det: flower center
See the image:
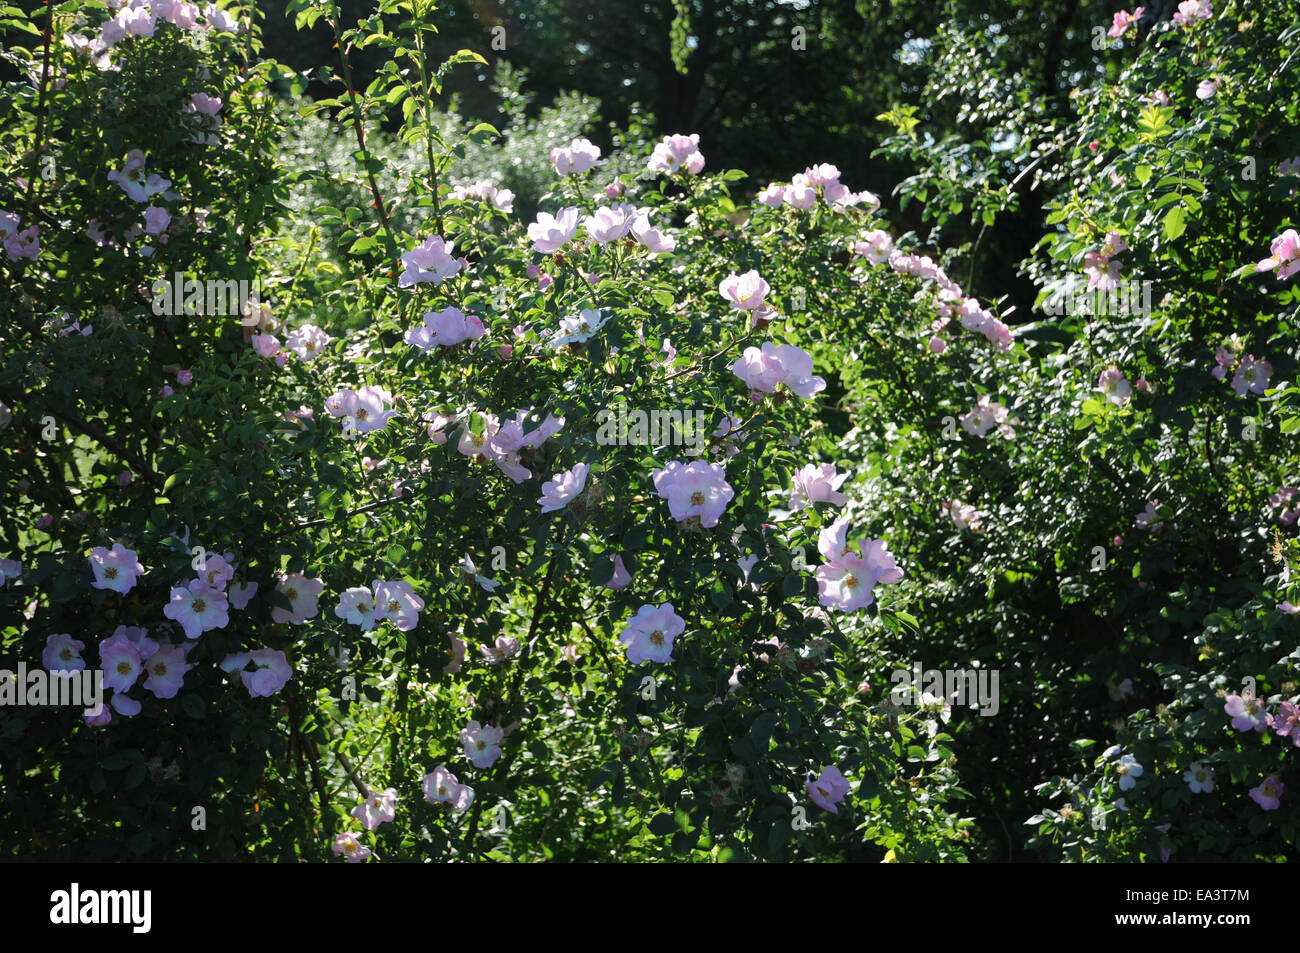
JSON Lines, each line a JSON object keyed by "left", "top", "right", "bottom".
{"left": 117, "top": 661, "right": 132, "bottom": 675}
{"left": 286, "top": 588, "right": 298, "bottom": 601}
{"left": 388, "top": 599, "right": 401, "bottom": 613}
{"left": 191, "top": 598, "right": 206, "bottom": 613}
{"left": 105, "top": 567, "right": 118, "bottom": 579}
{"left": 844, "top": 575, "right": 859, "bottom": 589}
{"left": 476, "top": 740, "right": 486, "bottom": 751}
{"left": 59, "top": 648, "right": 72, "bottom": 661}
{"left": 690, "top": 491, "right": 706, "bottom": 506}
{"left": 649, "top": 630, "right": 664, "bottom": 645}
{"left": 153, "top": 662, "right": 167, "bottom": 676}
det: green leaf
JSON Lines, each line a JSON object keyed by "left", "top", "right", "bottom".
{"left": 1162, "top": 206, "right": 1187, "bottom": 241}
{"left": 1134, "top": 164, "right": 1152, "bottom": 185}
{"left": 648, "top": 812, "right": 677, "bottom": 836}
{"left": 181, "top": 694, "right": 205, "bottom": 719}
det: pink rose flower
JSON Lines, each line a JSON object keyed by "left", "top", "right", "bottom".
{"left": 372, "top": 579, "right": 424, "bottom": 632}
{"left": 142, "top": 643, "right": 193, "bottom": 699}
{"left": 351, "top": 787, "right": 398, "bottom": 830}
{"left": 538, "top": 462, "right": 589, "bottom": 513}
{"left": 163, "top": 579, "right": 229, "bottom": 639}
{"left": 461, "top": 720, "right": 504, "bottom": 769}
{"left": 89, "top": 543, "right": 144, "bottom": 594}
{"left": 606, "top": 554, "right": 633, "bottom": 590}
{"left": 527, "top": 207, "right": 580, "bottom": 254}
{"left": 1224, "top": 692, "right": 1271, "bottom": 732}
{"left": 582, "top": 203, "right": 636, "bottom": 243}
{"left": 618, "top": 603, "right": 686, "bottom": 665}
{"left": 730, "top": 341, "right": 826, "bottom": 399}
{"left": 331, "top": 831, "right": 372, "bottom": 862}
{"left": 1256, "top": 229, "right": 1300, "bottom": 280}
{"left": 789, "top": 462, "right": 849, "bottom": 510}
{"left": 271, "top": 572, "right": 324, "bottom": 624}
{"left": 651, "top": 460, "right": 735, "bottom": 528}
{"left": 551, "top": 137, "right": 601, "bottom": 175}
{"left": 1249, "top": 776, "right": 1283, "bottom": 811}
{"left": 423, "top": 766, "right": 474, "bottom": 810}
{"left": 806, "top": 765, "right": 851, "bottom": 813}
{"left": 43, "top": 633, "right": 86, "bottom": 672}
{"left": 718, "top": 270, "right": 771, "bottom": 311}
{"left": 398, "top": 235, "right": 461, "bottom": 287}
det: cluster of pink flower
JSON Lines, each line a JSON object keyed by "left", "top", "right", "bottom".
{"left": 647, "top": 134, "right": 705, "bottom": 175}
{"left": 326, "top": 385, "right": 398, "bottom": 436}
{"left": 67, "top": 0, "right": 239, "bottom": 71}
{"left": 526, "top": 204, "right": 674, "bottom": 257}
{"left": 184, "top": 92, "right": 223, "bottom": 146}
{"left": 551, "top": 137, "right": 602, "bottom": 176}
{"left": 329, "top": 720, "right": 489, "bottom": 856}
{"left": 756, "top": 163, "right": 878, "bottom": 213}
{"left": 853, "top": 229, "right": 1012, "bottom": 353}
{"left": 219, "top": 647, "right": 292, "bottom": 698}
{"left": 399, "top": 235, "right": 463, "bottom": 287}
{"left": 456, "top": 409, "right": 565, "bottom": 483}
{"left": 405, "top": 306, "right": 485, "bottom": 351}
{"left": 941, "top": 499, "right": 985, "bottom": 533}
{"left": 814, "top": 517, "right": 903, "bottom": 612}
{"left": 333, "top": 581, "right": 425, "bottom": 631}
{"left": 960, "top": 394, "right": 1015, "bottom": 438}
{"left": 1221, "top": 690, "right": 1294, "bottom": 809}
{"left": 1084, "top": 231, "right": 1128, "bottom": 291}
{"left": 1211, "top": 340, "right": 1272, "bottom": 397}
{"left": 0, "top": 209, "right": 38, "bottom": 262}
{"left": 448, "top": 180, "right": 515, "bottom": 212}
{"left": 731, "top": 341, "right": 826, "bottom": 400}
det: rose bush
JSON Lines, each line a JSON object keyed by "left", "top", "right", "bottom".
{"left": 0, "top": 0, "right": 970, "bottom": 861}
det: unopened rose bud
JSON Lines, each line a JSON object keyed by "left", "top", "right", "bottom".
{"left": 116, "top": 470, "right": 132, "bottom": 486}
